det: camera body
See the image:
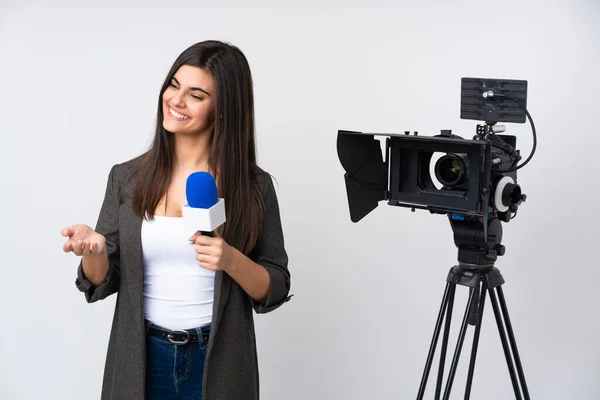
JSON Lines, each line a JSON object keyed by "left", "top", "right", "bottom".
{"left": 337, "top": 126, "right": 525, "bottom": 223}
{"left": 337, "top": 77, "right": 529, "bottom": 223}
{"left": 388, "top": 127, "right": 524, "bottom": 221}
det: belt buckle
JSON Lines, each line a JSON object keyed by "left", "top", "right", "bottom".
{"left": 167, "top": 330, "right": 190, "bottom": 345}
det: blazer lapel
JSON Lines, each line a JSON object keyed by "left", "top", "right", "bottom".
{"left": 211, "top": 270, "right": 231, "bottom": 325}
{"left": 119, "top": 174, "right": 145, "bottom": 328}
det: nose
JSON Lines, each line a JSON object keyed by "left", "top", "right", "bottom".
{"left": 170, "top": 90, "right": 185, "bottom": 108}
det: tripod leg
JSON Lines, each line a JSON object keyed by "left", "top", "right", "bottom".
{"left": 497, "top": 286, "right": 531, "bottom": 400}
{"left": 434, "top": 285, "right": 456, "bottom": 400}
{"left": 464, "top": 280, "right": 488, "bottom": 399}
{"left": 417, "top": 282, "right": 456, "bottom": 400}
{"left": 441, "top": 284, "right": 478, "bottom": 400}
{"left": 485, "top": 275, "right": 524, "bottom": 400}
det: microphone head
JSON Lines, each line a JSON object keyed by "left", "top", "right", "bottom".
{"left": 186, "top": 172, "right": 218, "bottom": 209}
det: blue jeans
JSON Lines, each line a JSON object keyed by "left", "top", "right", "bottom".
{"left": 145, "top": 321, "right": 210, "bottom": 400}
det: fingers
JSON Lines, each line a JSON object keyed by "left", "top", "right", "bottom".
{"left": 61, "top": 225, "right": 75, "bottom": 237}
{"left": 62, "top": 224, "right": 82, "bottom": 255}
{"left": 196, "top": 254, "right": 218, "bottom": 271}
{"left": 194, "top": 234, "right": 217, "bottom": 246}
{"left": 70, "top": 239, "right": 83, "bottom": 256}
{"left": 195, "top": 253, "right": 213, "bottom": 263}
{"left": 199, "top": 263, "right": 217, "bottom": 271}
{"left": 194, "top": 240, "right": 221, "bottom": 271}
{"left": 63, "top": 240, "right": 79, "bottom": 254}
{"left": 81, "top": 240, "right": 91, "bottom": 255}
{"left": 64, "top": 239, "right": 97, "bottom": 256}
{"left": 194, "top": 243, "right": 222, "bottom": 257}
{"left": 189, "top": 231, "right": 201, "bottom": 243}
{"left": 198, "top": 261, "right": 217, "bottom": 271}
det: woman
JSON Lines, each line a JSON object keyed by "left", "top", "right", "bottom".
{"left": 61, "top": 40, "right": 292, "bottom": 400}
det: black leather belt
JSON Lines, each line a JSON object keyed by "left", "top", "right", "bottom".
{"left": 146, "top": 322, "right": 211, "bottom": 345}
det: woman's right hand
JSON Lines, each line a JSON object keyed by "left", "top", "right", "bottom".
{"left": 61, "top": 224, "right": 106, "bottom": 257}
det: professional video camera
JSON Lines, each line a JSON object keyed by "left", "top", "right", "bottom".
{"left": 337, "top": 77, "right": 536, "bottom": 266}
{"left": 336, "top": 77, "right": 537, "bottom": 399}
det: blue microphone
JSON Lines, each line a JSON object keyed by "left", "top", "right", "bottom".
{"left": 182, "top": 172, "right": 226, "bottom": 237}
{"left": 186, "top": 171, "right": 219, "bottom": 209}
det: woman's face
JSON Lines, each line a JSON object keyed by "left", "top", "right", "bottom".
{"left": 162, "top": 65, "right": 216, "bottom": 136}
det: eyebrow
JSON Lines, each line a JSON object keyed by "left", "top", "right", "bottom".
{"left": 172, "top": 77, "right": 211, "bottom": 96}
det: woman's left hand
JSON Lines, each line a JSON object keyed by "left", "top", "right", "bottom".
{"left": 189, "top": 231, "right": 236, "bottom": 272}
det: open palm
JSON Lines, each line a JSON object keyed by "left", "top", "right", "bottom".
{"left": 61, "top": 224, "right": 106, "bottom": 257}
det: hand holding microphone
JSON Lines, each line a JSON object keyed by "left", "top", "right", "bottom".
{"left": 190, "top": 230, "right": 235, "bottom": 272}
{"left": 61, "top": 224, "right": 106, "bottom": 257}
{"left": 183, "top": 172, "right": 232, "bottom": 272}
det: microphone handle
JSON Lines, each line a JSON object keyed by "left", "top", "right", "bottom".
{"left": 201, "top": 231, "right": 214, "bottom": 237}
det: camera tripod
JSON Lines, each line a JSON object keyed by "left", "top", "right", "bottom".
{"left": 416, "top": 216, "right": 531, "bottom": 400}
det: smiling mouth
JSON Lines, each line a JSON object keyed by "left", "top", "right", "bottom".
{"left": 168, "top": 107, "right": 190, "bottom": 120}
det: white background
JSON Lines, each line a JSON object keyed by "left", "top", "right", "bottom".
{"left": 1, "top": 0, "right": 599, "bottom": 399}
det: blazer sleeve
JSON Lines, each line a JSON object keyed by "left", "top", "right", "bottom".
{"left": 251, "top": 174, "right": 292, "bottom": 314}
{"left": 74, "top": 165, "right": 121, "bottom": 303}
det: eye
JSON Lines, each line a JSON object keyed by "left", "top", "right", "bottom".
{"left": 168, "top": 83, "right": 178, "bottom": 88}
{"left": 191, "top": 95, "right": 203, "bottom": 100}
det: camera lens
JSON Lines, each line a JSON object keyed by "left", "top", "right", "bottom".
{"left": 434, "top": 154, "right": 469, "bottom": 187}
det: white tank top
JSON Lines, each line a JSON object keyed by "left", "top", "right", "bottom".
{"left": 141, "top": 215, "right": 215, "bottom": 330}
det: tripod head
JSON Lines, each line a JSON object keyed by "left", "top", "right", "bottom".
{"left": 449, "top": 213, "right": 504, "bottom": 269}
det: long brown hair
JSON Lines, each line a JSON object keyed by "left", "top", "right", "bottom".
{"left": 132, "top": 40, "right": 264, "bottom": 255}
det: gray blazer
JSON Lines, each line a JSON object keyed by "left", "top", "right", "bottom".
{"left": 74, "top": 156, "right": 292, "bottom": 400}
